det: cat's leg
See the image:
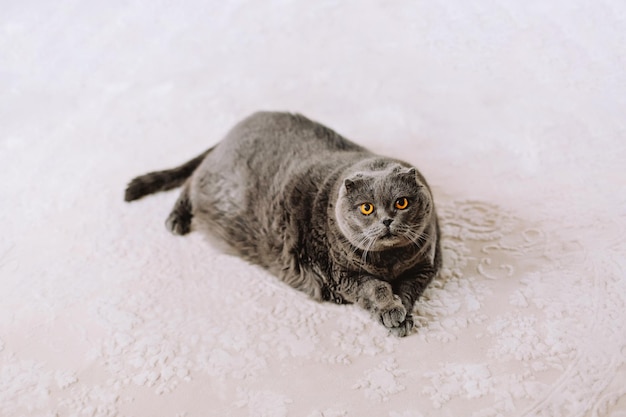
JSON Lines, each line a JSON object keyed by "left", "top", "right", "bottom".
{"left": 166, "top": 185, "right": 193, "bottom": 235}
{"left": 336, "top": 275, "right": 410, "bottom": 335}
{"left": 390, "top": 264, "right": 439, "bottom": 336}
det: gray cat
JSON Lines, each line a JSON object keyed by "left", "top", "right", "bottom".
{"left": 125, "top": 112, "right": 441, "bottom": 336}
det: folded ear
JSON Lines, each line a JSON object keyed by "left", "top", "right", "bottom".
{"left": 399, "top": 167, "right": 416, "bottom": 179}
{"left": 399, "top": 167, "right": 422, "bottom": 187}
{"left": 344, "top": 177, "right": 365, "bottom": 192}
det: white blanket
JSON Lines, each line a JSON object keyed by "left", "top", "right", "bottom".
{"left": 1, "top": 1, "right": 625, "bottom": 416}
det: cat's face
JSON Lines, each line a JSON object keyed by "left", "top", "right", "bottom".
{"left": 334, "top": 164, "right": 433, "bottom": 252}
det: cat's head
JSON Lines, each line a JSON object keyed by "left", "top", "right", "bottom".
{"left": 334, "top": 161, "right": 434, "bottom": 252}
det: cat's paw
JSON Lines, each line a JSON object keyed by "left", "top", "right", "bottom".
{"left": 166, "top": 212, "right": 191, "bottom": 235}
{"left": 377, "top": 297, "right": 407, "bottom": 328}
{"left": 389, "top": 314, "right": 414, "bottom": 337}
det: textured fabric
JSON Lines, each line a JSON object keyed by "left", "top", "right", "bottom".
{"left": 1, "top": 1, "right": 625, "bottom": 416}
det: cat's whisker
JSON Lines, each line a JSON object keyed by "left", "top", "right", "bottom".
{"left": 360, "top": 235, "right": 375, "bottom": 265}
{"left": 409, "top": 231, "right": 429, "bottom": 249}
{"left": 397, "top": 225, "right": 429, "bottom": 249}
{"left": 349, "top": 235, "right": 369, "bottom": 259}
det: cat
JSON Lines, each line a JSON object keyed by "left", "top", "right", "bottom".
{"left": 125, "top": 111, "right": 441, "bottom": 336}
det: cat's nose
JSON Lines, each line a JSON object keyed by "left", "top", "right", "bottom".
{"left": 382, "top": 218, "right": 393, "bottom": 227}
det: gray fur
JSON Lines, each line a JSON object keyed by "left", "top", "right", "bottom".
{"left": 125, "top": 111, "right": 441, "bottom": 336}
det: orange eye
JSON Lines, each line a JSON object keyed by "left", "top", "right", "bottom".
{"left": 360, "top": 203, "right": 374, "bottom": 215}
{"left": 395, "top": 197, "right": 409, "bottom": 210}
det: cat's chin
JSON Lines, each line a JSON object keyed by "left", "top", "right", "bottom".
{"left": 354, "top": 234, "right": 410, "bottom": 251}
{"left": 376, "top": 236, "right": 408, "bottom": 249}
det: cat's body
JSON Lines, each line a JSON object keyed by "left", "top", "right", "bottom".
{"left": 125, "top": 112, "right": 441, "bottom": 336}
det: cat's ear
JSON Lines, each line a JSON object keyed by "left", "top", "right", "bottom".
{"left": 400, "top": 167, "right": 422, "bottom": 187}
{"left": 344, "top": 178, "right": 356, "bottom": 192}
{"left": 400, "top": 167, "right": 417, "bottom": 180}
{"left": 344, "top": 177, "right": 363, "bottom": 192}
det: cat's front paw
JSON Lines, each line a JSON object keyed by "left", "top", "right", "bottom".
{"left": 389, "top": 314, "right": 414, "bottom": 337}
{"left": 377, "top": 297, "right": 407, "bottom": 328}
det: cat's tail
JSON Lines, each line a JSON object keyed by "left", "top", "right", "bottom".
{"left": 124, "top": 147, "right": 213, "bottom": 202}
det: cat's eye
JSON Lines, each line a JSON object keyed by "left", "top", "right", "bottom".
{"left": 360, "top": 203, "right": 374, "bottom": 215}
{"left": 395, "top": 197, "right": 409, "bottom": 210}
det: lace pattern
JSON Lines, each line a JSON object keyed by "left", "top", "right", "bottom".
{"left": 2, "top": 198, "right": 624, "bottom": 416}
